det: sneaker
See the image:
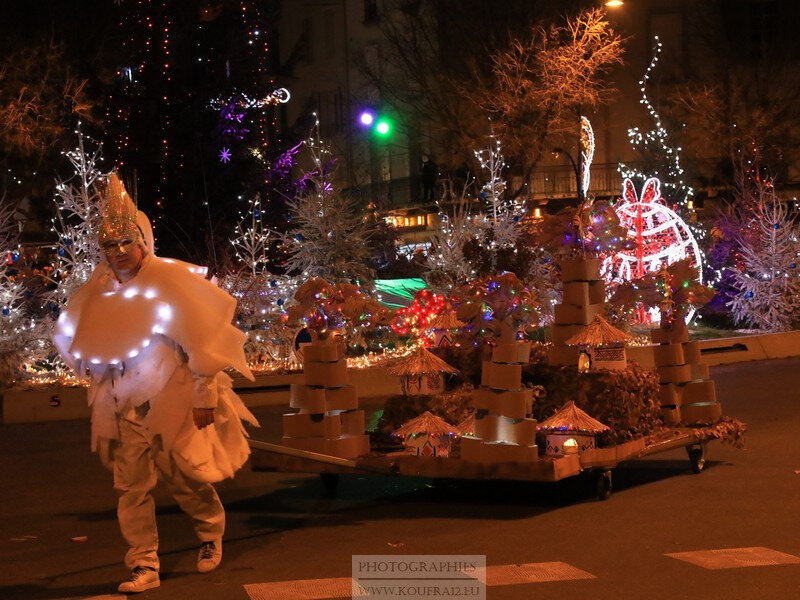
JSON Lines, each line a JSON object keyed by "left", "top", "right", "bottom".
{"left": 197, "top": 540, "right": 222, "bottom": 573}
{"left": 118, "top": 566, "right": 160, "bottom": 593}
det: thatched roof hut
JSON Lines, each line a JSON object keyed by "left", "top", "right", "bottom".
{"left": 389, "top": 346, "right": 459, "bottom": 377}
{"left": 537, "top": 401, "right": 610, "bottom": 433}
{"left": 428, "top": 311, "right": 462, "bottom": 330}
{"left": 393, "top": 411, "right": 459, "bottom": 439}
{"left": 455, "top": 413, "right": 475, "bottom": 436}
{"left": 565, "top": 315, "right": 631, "bottom": 347}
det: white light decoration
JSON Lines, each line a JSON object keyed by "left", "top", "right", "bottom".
{"left": 604, "top": 177, "right": 703, "bottom": 322}
{"left": 474, "top": 128, "right": 521, "bottom": 248}
{"left": 618, "top": 36, "right": 704, "bottom": 243}
{"left": 580, "top": 116, "right": 595, "bottom": 198}
{"left": 262, "top": 87, "right": 291, "bottom": 105}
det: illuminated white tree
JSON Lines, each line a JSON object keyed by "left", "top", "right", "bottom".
{"left": 426, "top": 196, "right": 483, "bottom": 293}
{"left": 223, "top": 193, "right": 298, "bottom": 367}
{"left": 728, "top": 181, "right": 800, "bottom": 332}
{"left": 230, "top": 194, "right": 270, "bottom": 278}
{"left": 0, "top": 197, "right": 27, "bottom": 386}
{"left": 283, "top": 116, "right": 375, "bottom": 284}
{"left": 48, "top": 127, "right": 104, "bottom": 309}
{"left": 474, "top": 130, "right": 519, "bottom": 248}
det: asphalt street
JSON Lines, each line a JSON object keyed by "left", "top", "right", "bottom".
{"left": 1, "top": 358, "right": 799, "bottom": 600}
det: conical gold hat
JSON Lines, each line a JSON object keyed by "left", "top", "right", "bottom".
{"left": 99, "top": 173, "right": 140, "bottom": 243}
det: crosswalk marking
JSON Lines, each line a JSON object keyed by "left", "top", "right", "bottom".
{"left": 243, "top": 561, "right": 596, "bottom": 599}
{"left": 244, "top": 576, "right": 353, "bottom": 600}
{"left": 665, "top": 546, "right": 800, "bottom": 570}
{"left": 474, "top": 562, "right": 596, "bottom": 585}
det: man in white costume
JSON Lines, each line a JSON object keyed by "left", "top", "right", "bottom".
{"left": 54, "top": 174, "right": 259, "bottom": 593}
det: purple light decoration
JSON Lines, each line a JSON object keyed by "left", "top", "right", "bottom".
{"left": 359, "top": 111, "right": 375, "bottom": 126}
{"left": 219, "top": 148, "right": 232, "bottom": 163}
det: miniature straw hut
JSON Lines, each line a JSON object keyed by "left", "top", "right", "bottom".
{"left": 392, "top": 411, "right": 459, "bottom": 457}
{"left": 389, "top": 346, "right": 459, "bottom": 395}
{"left": 565, "top": 315, "right": 632, "bottom": 371}
{"left": 537, "top": 401, "right": 610, "bottom": 455}
{"left": 455, "top": 413, "right": 475, "bottom": 437}
{"left": 428, "top": 311, "right": 461, "bottom": 348}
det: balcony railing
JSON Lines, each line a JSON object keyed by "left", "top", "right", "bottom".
{"left": 526, "top": 162, "right": 626, "bottom": 200}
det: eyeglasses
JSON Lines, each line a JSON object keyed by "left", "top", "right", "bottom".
{"left": 101, "top": 239, "right": 136, "bottom": 256}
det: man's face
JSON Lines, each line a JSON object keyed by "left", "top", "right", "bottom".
{"left": 101, "top": 237, "right": 144, "bottom": 280}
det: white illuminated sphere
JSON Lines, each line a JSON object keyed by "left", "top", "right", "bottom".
{"left": 603, "top": 178, "right": 703, "bottom": 323}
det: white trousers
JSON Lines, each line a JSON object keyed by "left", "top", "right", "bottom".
{"left": 112, "top": 405, "right": 225, "bottom": 570}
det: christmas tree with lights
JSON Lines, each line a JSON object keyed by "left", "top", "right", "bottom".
{"left": 48, "top": 128, "right": 104, "bottom": 312}
{"left": 283, "top": 117, "right": 376, "bottom": 285}
{"left": 222, "top": 193, "right": 297, "bottom": 367}
{"left": 0, "top": 197, "right": 26, "bottom": 386}
{"left": 727, "top": 180, "right": 800, "bottom": 331}
{"left": 426, "top": 196, "right": 482, "bottom": 293}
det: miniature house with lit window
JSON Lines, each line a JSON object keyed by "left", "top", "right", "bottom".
{"left": 565, "top": 315, "right": 631, "bottom": 371}
{"left": 537, "top": 401, "right": 610, "bottom": 456}
{"left": 392, "top": 411, "right": 459, "bottom": 457}
{"left": 389, "top": 346, "right": 458, "bottom": 395}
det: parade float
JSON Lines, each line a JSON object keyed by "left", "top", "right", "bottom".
{"left": 250, "top": 267, "right": 746, "bottom": 500}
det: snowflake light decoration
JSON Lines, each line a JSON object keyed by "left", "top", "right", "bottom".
{"left": 219, "top": 147, "right": 232, "bottom": 163}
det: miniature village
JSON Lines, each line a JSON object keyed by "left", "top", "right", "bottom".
{"left": 273, "top": 253, "right": 746, "bottom": 490}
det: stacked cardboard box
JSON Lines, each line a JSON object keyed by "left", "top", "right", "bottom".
{"left": 651, "top": 324, "right": 722, "bottom": 425}
{"left": 281, "top": 340, "right": 370, "bottom": 458}
{"left": 461, "top": 342, "right": 538, "bottom": 463}
{"left": 549, "top": 258, "right": 606, "bottom": 366}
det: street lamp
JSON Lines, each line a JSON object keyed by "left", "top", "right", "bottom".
{"left": 605, "top": 0, "right": 624, "bottom": 7}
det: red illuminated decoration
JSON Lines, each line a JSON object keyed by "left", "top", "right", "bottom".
{"left": 605, "top": 178, "right": 703, "bottom": 323}
{"left": 391, "top": 289, "right": 447, "bottom": 342}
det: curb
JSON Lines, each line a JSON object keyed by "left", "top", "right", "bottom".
{"left": 1, "top": 366, "right": 402, "bottom": 425}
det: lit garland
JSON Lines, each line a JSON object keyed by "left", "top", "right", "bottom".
{"left": 618, "top": 36, "right": 704, "bottom": 243}
{"left": 246, "top": 343, "right": 417, "bottom": 375}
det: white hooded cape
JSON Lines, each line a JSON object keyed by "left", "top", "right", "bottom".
{"left": 54, "top": 226, "right": 259, "bottom": 483}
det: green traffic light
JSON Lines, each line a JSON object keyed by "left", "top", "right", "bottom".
{"left": 375, "top": 119, "right": 391, "bottom": 136}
